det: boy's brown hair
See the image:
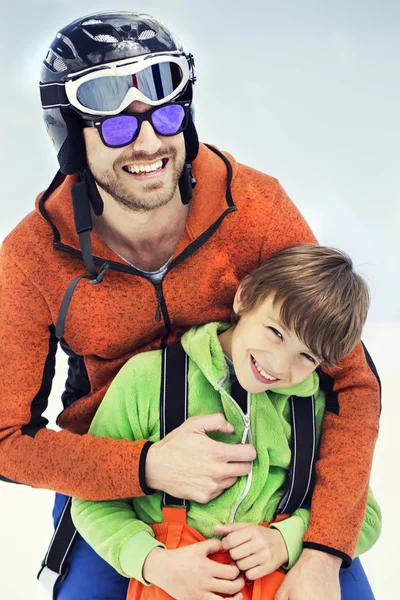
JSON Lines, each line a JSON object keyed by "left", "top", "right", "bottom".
{"left": 234, "top": 244, "right": 370, "bottom": 367}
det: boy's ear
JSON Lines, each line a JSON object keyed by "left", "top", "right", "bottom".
{"left": 233, "top": 284, "right": 244, "bottom": 315}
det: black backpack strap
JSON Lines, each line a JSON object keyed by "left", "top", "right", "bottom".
{"left": 276, "top": 395, "right": 316, "bottom": 515}
{"left": 37, "top": 496, "right": 77, "bottom": 598}
{"left": 160, "top": 342, "right": 190, "bottom": 508}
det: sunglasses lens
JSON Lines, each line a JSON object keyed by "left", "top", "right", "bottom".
{"left": 152, "top": 104, "right": 185, "bottom": 135}
{"left": 101, "top": 115, "right": 138, "bottom": 146}
{"left": 76, "top": 62, "right": 184, "bottom": 112}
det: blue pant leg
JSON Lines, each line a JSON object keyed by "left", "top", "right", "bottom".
{"left": 340, "top": 557, "right": 375, "bottom": 600}
{"left": 53, "top": 494, "right": 129, "bottom": 600}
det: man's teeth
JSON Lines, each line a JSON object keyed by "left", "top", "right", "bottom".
{"left": 125, "top": 160, "right": 163, "bottom": 174}
{"left": 252, "top": 358, "right": 277, "bottom": 381}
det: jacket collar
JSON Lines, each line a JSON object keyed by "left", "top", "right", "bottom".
{"left": 35, "top": 144, "right": 238, "bottom": 265}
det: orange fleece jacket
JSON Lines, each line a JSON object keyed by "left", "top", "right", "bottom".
{"left": 0, "top": 144, "right": 380, "bottom": 562}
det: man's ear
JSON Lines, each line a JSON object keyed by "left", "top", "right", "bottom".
{"left": 233, "top": 283, "right": 244, "bottom": 316}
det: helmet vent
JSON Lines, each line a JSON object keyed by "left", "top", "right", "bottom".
{"left": 81, "top": 19, "right": 103, "bottom": 25}
{"left": 93, "top": 34, "right": 119, "bottom": 43}
{"left": 52, "top": 57, "right": 67, "bottom": 72}
{"left": 138, "top": 29, "right": 156, "bottom": 40}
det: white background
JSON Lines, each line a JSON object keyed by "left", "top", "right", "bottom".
{"left": 1, "top": 1, "right": 399, "bottom": 598}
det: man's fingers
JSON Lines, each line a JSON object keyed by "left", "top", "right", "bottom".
{"left": 274, "top": 586, "right": 289, "bottom": 600}
{"left": 216, "top": 441, "right": 256, "bottom": 463}
{"left": 222, "top": 461, "right": 253, "bottom": 478}
{"left": 187, "top": 413, "right": 235, "bottom": 435}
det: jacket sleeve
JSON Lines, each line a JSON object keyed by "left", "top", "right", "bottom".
{"left": 261, "top": 183, "right": 381, "bottom": 564}
{"left": 270, "top": 509, "right": 310, "bottom": 569}
{"left": 0, "top": 243, "right": 147, "bottom": 500}
{"left": 302, "top": 345, "right": 380, "bottom": 564}
{"left": 270, "top": 485, "right": 381, "bottom": 571}
{"left": 71, "top": 497, "right": 164, "bottom": 584}
{"left": 71, "top": 356, "right": 164, "bottom": 584}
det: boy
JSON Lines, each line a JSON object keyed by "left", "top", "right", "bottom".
{"left": 71, "top": 244, "right": 381, "bottom": 600}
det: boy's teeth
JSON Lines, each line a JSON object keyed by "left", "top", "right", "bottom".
{"left": 126, "top": 160, "right": 163, "bottom": 174}
{"left": 253, "top": 358, "right": 277, "bottom": 381}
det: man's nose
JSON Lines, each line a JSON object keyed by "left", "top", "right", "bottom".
{"left": 132, "top": 120, "right": 162, "bottom": 154}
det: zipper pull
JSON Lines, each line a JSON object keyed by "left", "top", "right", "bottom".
{"left": 155, "top": 286, "right": 162, "bottom": 322}
{"left": 241, "top": 414, "right": 250, "bottom": 444}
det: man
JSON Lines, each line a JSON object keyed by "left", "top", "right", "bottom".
{"left": 0, "top": 11, "right": 380, "bottom": 600}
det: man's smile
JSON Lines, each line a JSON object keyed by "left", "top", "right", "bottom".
{"left": 122, "top": 158, "right": 169, "bottom": 178}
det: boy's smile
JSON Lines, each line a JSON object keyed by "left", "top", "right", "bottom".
{"left": 250, "top": 355, "right": 281, "bottom": 384}
{"left": 219, "top": 295, "right": 321, "bottom": 393}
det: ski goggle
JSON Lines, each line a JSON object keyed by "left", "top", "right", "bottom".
{"left": 40, "top": 52, "right": 195, "bottom": 116}
{"left": 81, "top": 102, "right": 190, "bottom": 147}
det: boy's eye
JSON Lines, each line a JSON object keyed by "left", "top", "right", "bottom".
{"left": 268, "top": 327, "right": 283, "bottom": 340}
{"left": 302, "top": 353, "right": 316, "bottom": 364}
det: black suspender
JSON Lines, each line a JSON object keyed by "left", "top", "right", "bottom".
{"left": 37, "top": 496, "right": 76, "bottom": 598}
{"left": 276, "top": 395, "right": 316, "bottom": 515}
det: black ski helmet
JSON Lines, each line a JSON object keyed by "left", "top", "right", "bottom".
{"left": 40, "top": 11, "right": 199, "bottom": 175}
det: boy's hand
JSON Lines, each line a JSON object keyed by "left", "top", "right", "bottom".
{"left": 143, "top": 540, "right": 245, "bottom": 600}
{"left": 214, "top": 522, "right": 288, "bottom": 579}
{"left": 274, "top": 549, "right": 341, "bottom": 599}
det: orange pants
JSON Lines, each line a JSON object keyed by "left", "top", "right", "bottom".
{"left": 127, "top": 508, "right": 287, "bottom": 600}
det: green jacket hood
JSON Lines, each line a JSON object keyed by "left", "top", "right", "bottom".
{"left": 180, "top": 321, "right": 320, "bottom": 399}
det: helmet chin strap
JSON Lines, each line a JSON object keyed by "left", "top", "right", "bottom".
{"left": 71, "top": 168, "right": 100, "bottom": 279}
{"left": 179, "top": 162, "right": 196, "bottom": 205}
{"left": 73, "top": 160, "right": 196, "bottom": 277}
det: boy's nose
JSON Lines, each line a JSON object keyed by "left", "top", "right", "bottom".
{"left": 268, "top": 356, "right": 292, "bottom": 381}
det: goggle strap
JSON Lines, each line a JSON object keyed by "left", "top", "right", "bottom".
{"left": 40, "top": 83, "right": 69, "bottom": 109}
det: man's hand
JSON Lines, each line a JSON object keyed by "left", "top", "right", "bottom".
{"left": 145, "top": 414, "right": 256, "bottom": 503}
{"left": 214, "top": 522, "right": 288, "bottom": 579}
{"left": 274, "top": 549, "right": 341, "bottom": 600}
{"left": 143, "top": 541, "right": 245, "bottom": 600}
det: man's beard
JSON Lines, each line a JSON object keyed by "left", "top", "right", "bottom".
{"left": 89, "top": 146, "right": 186, "bottom": 212}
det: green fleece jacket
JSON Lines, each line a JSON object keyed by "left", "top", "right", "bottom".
{"left": 71, "top": 322, "right": 381, "bottom": 584}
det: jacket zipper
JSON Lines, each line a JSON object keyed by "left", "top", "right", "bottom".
{"left": 155, "top": 286, "right": 163, "bottom": 322}
{"left": 230, "top": 396, "right": 253, "bottom": 522}
{"left": 216, "top": 366, "right": 254, "bottom": 522}
{"left": 241, "top": 413, "right": 250, "bottom": 444}
{"left": 154, "top": 283, "right": 170, "bottom": 330}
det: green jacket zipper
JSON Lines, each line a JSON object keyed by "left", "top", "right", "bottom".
{"left": 216, "top": 365, "right": 254, "bottom": 523}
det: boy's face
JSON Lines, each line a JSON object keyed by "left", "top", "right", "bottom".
{"left": 229, "top": 294, "right": 321, "bottom": 393}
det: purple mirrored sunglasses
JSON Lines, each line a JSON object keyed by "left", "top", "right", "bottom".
{"left": 81, "top": 102, "right": 190, "bottom": 148}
